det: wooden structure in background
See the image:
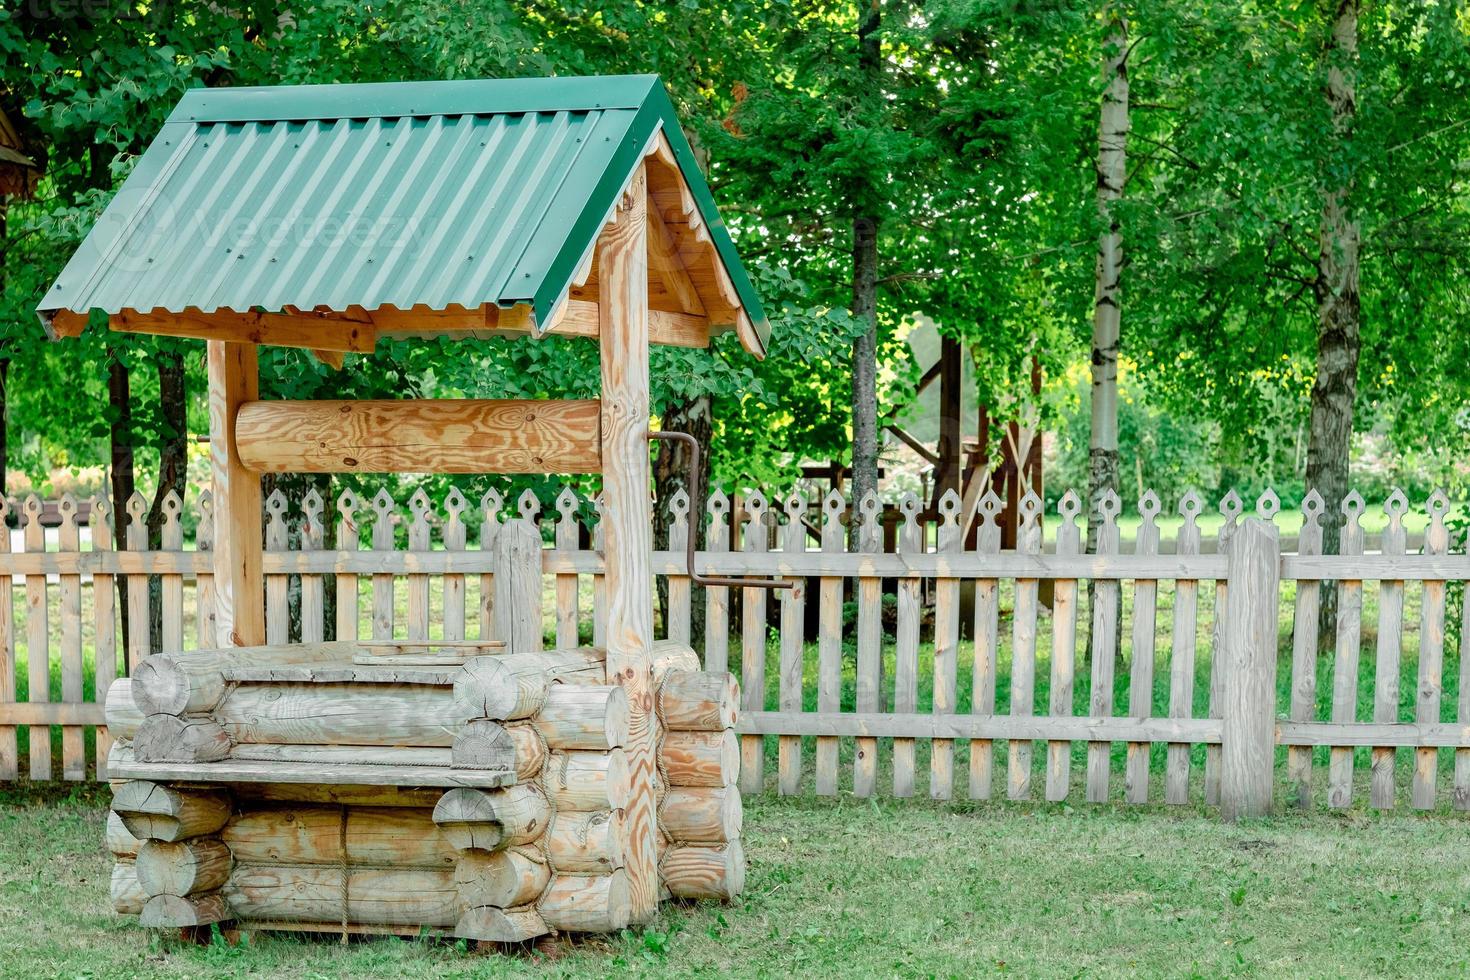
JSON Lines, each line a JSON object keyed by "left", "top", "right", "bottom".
{"left": 39, "top": 76, "right": 763, "bottom": 942}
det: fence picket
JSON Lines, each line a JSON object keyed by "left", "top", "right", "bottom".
{"left": 1458, "top": 523, "right": 1470, "bottom": 809}
{"left": 196, "top": 491, "right": 217, "bottom": 648}
{"left": 58, "top": 495, "right": 85, "bottom": 780}
{"left": 1287, "top": 491, "right": 1324, "bottom": 807}
{"left": 778, "top": 492, "right": 808, "bottom": 796}
{"left": 1085, "top": 490, "right": 1121, "bottom": 803}
{"left": 1412, "top": 491, "right": 1449, "bottom": 809}
{"left": 160, "top": 492, "right": 184, "bottom": 655}
{"left": 1165, "top": 492, "right": 1202, "bottom": 804}
{"left": 299, "top": 489, "right": 325, "bottom": 644}
{"left": 1009, "top": 491, "right": 1043, "bottom": 801}
{"left": 479, "top": 490, "right": 503, "bottom": 643}
{"left": 931, "top": 490, "right": 962, "bottom": 800}
{"left": 125, "top": 494, "right": 149, "bottom": 671}
{"left": 740, "top": 492, "right": 770, "bottom": 795}
{"left": 816, "top": 490, "right": 845, "bottom": 796}
{"left": 335, "top": 491, "right": 361, "bottom": 643}
{"left": 853, "top": 492, "right": 882, "bottom": 798}
{"left": 1046, "top": 491, "right": 1082, "bottom": 802}
{"left": 1372, "top": 490, "right": 1409, "bottom": 809}
{"left": 1125, "top": 490, "right": 1161, "bottom": 804}
{"left": 0, "top": 498, "right": 13, "bottom": 780}
{"left": 442, "top": 488, "right": 468, "bottom": 643}
{"left": 1204, "top": 490, "right": 1242, "bottom": 805}
{"left": 90, "top": 498, "right": 117, "bottom": 775}
{"left": 969, "top": 490, "right": 1003, "bottom": 800}
{"left": 895, "top": 493, "right": 923, "bottom": 798}
{"left": 265, "top": 490, "right": 290, "bottom": 645}
{"left": 704, "top": 491, "right": 730, "bottom": 674}
{"left": 407, "top": 490, "right": 432, "bottom": 642}
{"left": 23, "top": 497, "right": 49, "bottom": 778}
{"left": 553, "top": 489, "right": 579, "bottom": 648}
{"left": 371, "top": 490, "right": 396, "bottom": 641}
{"left": 1327, "top": 492, "right": 1366, "bottom": 808}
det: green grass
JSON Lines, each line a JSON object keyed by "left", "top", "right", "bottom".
{"left": 3, "top": 784, "right": 1470, "bottom": 978}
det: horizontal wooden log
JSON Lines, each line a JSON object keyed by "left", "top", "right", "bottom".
{"left": 228, "top": 743, "right": 450, "bottom": 767}
{"left": 131, "top": 643, "right": 353, "bottom": 716}
{"left": 108, "top": 811, "right": 142, "bottom": 858}
{"left": 140, "top": 892, "right": 232, "bottom": 928}
{"left": 454, "top": 847, "right": 549, "bottom": 909}
{"left": 0, "top": 701, "right": 106, "bottom": 726}
{"left": 220, "top": 806, "right": 456, "bottom": 869}
{"left": 549, "top": 810, "right": 624, "bottom": 873}
{"left": 234, "top": 783, "right": 445, "bottom": 808}
{"left": 111, "top": 781, "right": 231, "bottom": 842}
{"left": 215, "top": 682, "right": 463, "bottom": 747}
{"left": 659, "top": 786, "right": 742, "bottom": 844}
{"left": 660, "top": 840, "right": 744, "bottom": 901}
{"left": 136, "top": 839, "right": 233, "bottom": 897}
{"left": 112, "top": 860, "right": 146, "bottom": 915}
{"left": 452, "top": 648, "right": 607, "bottom": 721}
{"left": 658, "top": 671, "right": 738, "bottom": 731}
{"left": 1275, "top": 720, "right": 1470, "bottom": 748}
{"left": 542, "top": 749, "right": 629, "bottom": 811}
{"left": 111, "top": 309, "right": 375, "bottom": 353}
{"left": 108, "top": 743, "right": 515, "bottom": 790}
{"left": 224, "top": 865, "right": 458, "bottom": 927}
{"left": 455, "top": 905, "right": 550, "bottom": 943}
{"left": 734, "top": 711, "right": 1225, "bottom": 743}
{"left": 452, "top": 721, "right": 546, "bottom": 779}
{"left": 533, "top": 685, "right": 628, "bottom": 750}
{"left": 133, "top": 714, "right": 231, "bottom": 763}
{"left": 660, "top": 730, "right": 738, "bottom": 788}
{"left": 223, "top": 664, "right": 458, "bottom": 685}
{"left": 651, "top": 640, "right": 700, "bottom": 683}
{"left": 433, "top": 785, "right": 550, "bottom": 851}
{"left": 105, "top": 679, "right": 143, "bottom": 739}
{"left": 538, "top": 870, "right": 630, "bottom": 933}
{"left": 235, "top": 399, "right": 602, "bottom": 474}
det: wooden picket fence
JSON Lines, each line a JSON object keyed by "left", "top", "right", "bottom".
{"left": 4, "top": 480, "right": 1470, "bottom": 815}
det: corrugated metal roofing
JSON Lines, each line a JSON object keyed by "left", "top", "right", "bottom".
{"left": 38, "top": 75, "right": 769, "bottom": 350}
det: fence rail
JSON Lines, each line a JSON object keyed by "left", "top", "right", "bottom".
{"left": 4, "top": 481, "right": 1470, "bottom": 815}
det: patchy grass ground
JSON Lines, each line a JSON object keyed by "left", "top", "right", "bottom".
{"left": 3, "top": 784, "right": 1469, "bottom": 979}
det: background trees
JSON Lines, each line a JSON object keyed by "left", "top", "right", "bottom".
{"left": 6, "top": 0, "right": 1470, "bottom": 542}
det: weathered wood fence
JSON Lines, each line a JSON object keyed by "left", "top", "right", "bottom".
{"left": 4, "top": 482, "right": 1469, "bottom": 816}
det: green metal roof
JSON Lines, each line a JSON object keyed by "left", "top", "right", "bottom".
{"left": 38, "top": 75, "right": 769, "bottom": 352}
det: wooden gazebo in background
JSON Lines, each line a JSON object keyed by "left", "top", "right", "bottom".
{"left": 42, "top": 75, "right": 759, "bottom": 941}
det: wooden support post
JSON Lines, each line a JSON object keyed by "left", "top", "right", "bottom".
{"left": 207, "top": 341, "right": 264, "bottom": 647}
{"left": 597, "top": 162, "right": 657, "bottom": 925}
{"left": 1219, "top": 517, "right": 1280, "bottom": 821}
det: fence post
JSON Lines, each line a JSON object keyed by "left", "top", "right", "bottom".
{"left": 1220, "top": 516, "right": 1281, "bottom": 820}
{"left": 495, "top": 491, "right": 543, "bottom": 653}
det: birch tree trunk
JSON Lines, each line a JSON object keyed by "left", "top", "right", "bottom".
{"left": 1088, "top": 13, "right": 1128, "bottom": 543}
{"left": 1087, "top": 13, "right": 1129, "bottom": 660}
{"left": 1310, "top": 0, "right": 1361, "bottom": 644}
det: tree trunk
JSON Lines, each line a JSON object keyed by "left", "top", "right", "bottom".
{"left": 108, "top": 346, "right": 135, "bottom": 664}
{"left": 1087, "top": 12, "right": 1128, "bottom": 546}
{"left": 1086, "top": 14, "right": 1129, "bottom": 662}
{"left": 147, "top": 347, "right": 189, "bottom": 653}
{"left": 849, "top": 0, "right": 882, "bottom": 507}
{"left": 1311, "top": 0, "right": 1361, "bottom": 645}
{"left": 0, "top": 354, "right": 9, "bottom": 501}
{"left": 654, "top": 395, "right": 713, "bottom": 644}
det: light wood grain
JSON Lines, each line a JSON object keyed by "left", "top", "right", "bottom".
{"left": 1413, "top": 495, "right": 1448, "bottom": 809}
{"left": 222, "top": 805, "right": 455, "bottom": 868}
{"left": 739, "top": 494, "right": 769, "bottom": 794}
{"left": 1220, "top": 518, "right": 1280, "bottom": 821}
{"left": 895, "top": 497, "right": 922, "bottom": 798}
{"left": 1046, "top": 495, "right": 1081, "bottom": 802}
{"left": 777, "top": 493, "right": 808, "bottom": 796}
{"left": 236, "top": 398, "right": 601, "bottom": 474}
{"left": 597, "top": 164, "right": 658, "bottom": 926}
{"left": 970, "top": 493, "right": 1002, "bottom": 800}
{"left": 207, "top": 340, "right": 264, "bottom": 646}
{"left": 1286, "top": 494, "right": 1323, "bottom": 807}
{"left": 225, "top": 865, "right": 457, "bottom": 927}
{"left": 1372, "top": 497, "right": 1408, "bottom": 809}
{"left": 1124, "top": 495, "right": 1161, "bottom": 804}
{"left": 1328, "top": 497, "right": 1365, "bottom": 808}
{"left": 853, "top": 493, "right": 882, "bottom": 798}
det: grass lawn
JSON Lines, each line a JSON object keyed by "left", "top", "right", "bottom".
{"left": 2, "top": 784, "right": 1469, "bottom": 978}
